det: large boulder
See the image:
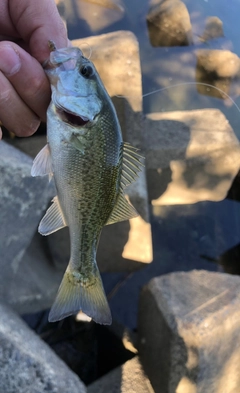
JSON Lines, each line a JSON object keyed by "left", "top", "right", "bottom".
{"left": 0, "top": 302, "right": 86, "bottom": 393}
{"left": 144, "top": 108, "right": 240, "bottom": 205}
{"left": 138, "top": 270, "right": 240, "bottom": 393}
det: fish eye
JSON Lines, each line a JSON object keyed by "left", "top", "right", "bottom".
{"left": 80, "top": 65, "right": 93, "bottom": 78}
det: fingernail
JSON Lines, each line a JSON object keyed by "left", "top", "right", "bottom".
{"left": 0, "top": 44, "right": 21, "bottom": 76}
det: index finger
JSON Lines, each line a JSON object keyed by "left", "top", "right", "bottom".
{"left": 9, "top": 0, "right": 68, "bottom": 63}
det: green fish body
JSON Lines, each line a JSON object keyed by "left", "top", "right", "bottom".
{"left": 31, "top": 45, "right": 143, "bottom": 324}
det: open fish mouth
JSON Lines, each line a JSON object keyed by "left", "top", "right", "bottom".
{"left": 56, "top": 107, "right": 90, "bottom": 127}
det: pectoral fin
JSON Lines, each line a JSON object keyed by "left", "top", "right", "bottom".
{"left": 70, "top": 134, "right": 86, "bottom": 154}
{"left": 31, "top": 144, "right": 53, "bottom": 179}
{"left": 39, "top": 196, "right": 67, "bottom": 235}
{"left": 105, "top": 192, "right": 138, "bottom": 225}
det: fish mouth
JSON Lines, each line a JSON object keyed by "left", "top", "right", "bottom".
{"left": 56, "top": 107, "right": 90, "bottom": 127}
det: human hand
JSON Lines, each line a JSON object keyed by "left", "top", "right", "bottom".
{"left": 0, "top": 0, "right": 68, "bottom": 139}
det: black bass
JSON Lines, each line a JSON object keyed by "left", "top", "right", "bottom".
{"left": 31, "top": 43, "right": 143, "bottom": 325}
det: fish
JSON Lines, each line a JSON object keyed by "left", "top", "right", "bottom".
{"left": 31, "top": 42, "right": 143, "bottom": 325}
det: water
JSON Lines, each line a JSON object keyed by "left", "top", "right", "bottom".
{"left": 55, "top": 0, "right": 240, "bottom": 329}
{"left": 58, "top": 0, "right": 240, "bottom": 132}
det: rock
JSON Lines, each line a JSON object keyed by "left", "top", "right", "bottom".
{"left": 147, "top": 0, "right": 193, "bottom": 47}
{"left": 0, "top": 141, "right": 55, "bottom": 304}
{"left": 88, "top": 356, "right": 154, "bottom": 393}
{"left": 0, "top": 302, "right": 86, "bottom": 393}
{"left": 57, "top": 0, "right": 124, "bottom": 36}
{"left": 200, "top": 16, "right": 224, "bottom": 42}
{"left": 138, "top": 270, "right": 240, "bottom": 393}
{"left": 144, "top": 109, "right": 240, "bottom": 205}
{"left": 8, "top": 134, "right": 47, "bottom": 158}
{"left": 46, "top": 32, "right": 152, "bottom": 272}
{"left": 196, "top": 49, "right": 240, "bottom": 79}
{"left": 7, "top": 232, "right": 65, "bottom": 314}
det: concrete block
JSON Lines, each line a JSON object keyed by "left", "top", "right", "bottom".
{"left": 0, "top": 141, "right": 54, "bottom": 302}
{"left": 88, "top": 356, "right": 154, "bottom": 393}
{"left": 144, "top": 109, "right": 240, "bottom": 205}
{"left": 0, "top": 302, "right": 86, "bottom": 393}
{"left": 45, "top": 32, "right": 152, "bottom": 272}
{"left": 138, "top": 270, "right": 240, "bottom": 393}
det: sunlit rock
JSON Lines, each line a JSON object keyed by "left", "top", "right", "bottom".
{"left": 80, "top": 0, "right": 124, "bottom": 12}
{"left": 199, "top": 16, "right": 224, "bottom": 42}
{"left": 144, "top": 109, "right": 240, "bottom": 205}
{"left": 147, "top": 0, "right": 193, "bottom": 47}
{"left": 57, "top": 0, "right": 124, "bottom": 34}
{"left": 0, "top": 303, "right": 86, "bottom": 393}
{"left": 88, "top": 356, "right": 154, "bottom": 393}
{"left": 138, "top": 270, "right": 240, "bottom": 393}
{"left": 196, "top": 49, "right": 240, "bottom": 79}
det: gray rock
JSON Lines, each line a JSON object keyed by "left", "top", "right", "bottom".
{"left": 147, "top": 0, "right": 193, "bottom": 47}
{"left": 144, "top": 109, "right": 240, "bottom": 205}
{"left": 7, "top": 232, "right": 65, "bottom": 315}
{"left": 88, "top": 356, "right": 154, "bottom": 393}
{"left": 138, "top": 270, "right": 240, "bottom": 393}
{"left": 0, "top": 302, "right": 86, "bottom": 393}
{"left": 8, "top": 135, "right": 47, "bottom": 158}
{"left": 0, "top": 141, "right": 54, "bottom": 302}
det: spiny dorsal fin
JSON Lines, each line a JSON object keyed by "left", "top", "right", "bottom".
{"left": 121, "top": 142, "right": 144, "bottom": 189}
{"left": 39, "top": 196, "right": 67, "bottom": 235}
{"left": 31, "top": 144, "right": 53, "bottom": 179}
{"left": 105, "top": 192, "right": 138, "bottom": 225}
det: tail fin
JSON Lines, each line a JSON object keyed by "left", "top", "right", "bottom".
{"left": 48, "top": 265, "right": 112, "bottom": 325}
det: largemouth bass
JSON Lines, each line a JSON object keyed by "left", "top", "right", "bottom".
{"left": 31, "top": 43, "right": 143, "bottom": 325}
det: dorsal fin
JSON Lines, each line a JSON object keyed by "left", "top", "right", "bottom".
{"left": 121, "top": 142, "right": 144, "bottom": 189}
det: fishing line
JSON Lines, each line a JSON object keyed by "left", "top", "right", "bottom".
{"left": 79, "top": 42, "right": 93, "bottom": 60}
{"left": 142, "top": 82, "right": 240, "bottom": 114}
{"left": 116, "top": 82, "right": 240, "bottom": 114}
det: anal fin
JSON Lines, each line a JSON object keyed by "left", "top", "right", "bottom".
{"left": 105, "top": 192, "right": 138, "bottom": 225}
{"left": 39, "top": 196, "right": 67, "bottom": 235}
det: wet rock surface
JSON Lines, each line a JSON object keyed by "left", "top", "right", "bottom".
{"left": 138, "top": 270, "right": 240, "bottom": 393}
{"left": 200, "top": 16, "right": 224, "bottom": 42}
{"left": 196, "top": 49, "right": 240, "bottom": 79}
{"left": 147, "top": 0, "right": 193, "bottom": 47}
